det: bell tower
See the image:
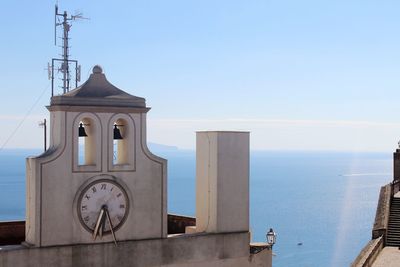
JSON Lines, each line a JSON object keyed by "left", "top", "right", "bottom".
{"left": 26, "top": 65, "right": 167, "bottom": 247}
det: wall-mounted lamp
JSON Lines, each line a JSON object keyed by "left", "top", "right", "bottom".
{"left": 266, "top": 228, "right": 276, "bottom": 248}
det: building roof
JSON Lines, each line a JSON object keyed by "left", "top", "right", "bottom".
{"left": 50, "top": 65, "right": 146, "bottom": 108}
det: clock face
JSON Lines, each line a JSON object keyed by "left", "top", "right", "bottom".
{"left": 77, "top": 179, "right": 129, "bottom": 234}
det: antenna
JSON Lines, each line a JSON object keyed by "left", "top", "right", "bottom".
{"left": 54, "top": 5, "right": 58, "bottom": 45}
{"left": 48, "top": 4, "right": 88, "bottom": 96}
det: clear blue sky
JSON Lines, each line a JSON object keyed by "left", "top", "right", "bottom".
{"left": 1, "top": 0, "right": 400, "bottom": 151}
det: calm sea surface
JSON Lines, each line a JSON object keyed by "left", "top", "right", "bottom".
{"left": 0, "top": 149, "right": 391, "bottom": 267}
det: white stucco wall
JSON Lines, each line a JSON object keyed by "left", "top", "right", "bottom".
{"left": 196, "top": 131, "right": 249, "bottom": 234}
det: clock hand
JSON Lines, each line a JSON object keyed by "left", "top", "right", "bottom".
{"left": 105, "top": 208, "right": 118, "bottom": 246}
{"left": 100, "top": 210, "right": 106, "bottom": 239}
{"left": 99, "top": 220, "right": 103, "bottom": 239}
{"left": 93, "top": 207, "right": 105, "bottom": 241}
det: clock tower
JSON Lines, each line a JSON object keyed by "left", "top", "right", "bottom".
{"left": 25, "top": 65, "right": 167, "bottom": 247}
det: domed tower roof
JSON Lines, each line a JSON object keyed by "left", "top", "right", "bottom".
{"left": 50, "top": 65, "right": 146, "bottom": 108}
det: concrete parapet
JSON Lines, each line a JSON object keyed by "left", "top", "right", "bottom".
{"left": 351, "top": 236, "right": 383, "bottom": 267}
{"left": 372, "top": 184, "right": 391, "bottom": 241}
{"left": 0, "top": 231, "right": 271, "bottom": 267}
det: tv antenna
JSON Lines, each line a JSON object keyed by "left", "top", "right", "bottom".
{"left": 48, "top": 5, "right": 88, "bottom": 96}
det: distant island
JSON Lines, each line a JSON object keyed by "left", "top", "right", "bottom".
{"left": 147, "top": 142, "right": 180, "bottom": 152}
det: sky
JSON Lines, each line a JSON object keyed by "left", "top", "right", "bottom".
{"left": 1, "top": 0, "right": 400, "bottom": 151}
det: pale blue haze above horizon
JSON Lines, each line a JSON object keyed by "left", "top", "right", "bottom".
{"left": 1, "top": 0, "right": 400, "bottom": 151}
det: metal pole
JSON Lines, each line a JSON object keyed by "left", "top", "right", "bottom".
{"left": 63, "top": 12, "right": 68, "bottom": 94}
{"left": 51, "top": 59, "right": 55, "bottom": 97}
{"left": 75, "top": 61, "right": 78, "bottom": 88}
{"left": 44, "top": 119, "right": 47, "bottom": 152}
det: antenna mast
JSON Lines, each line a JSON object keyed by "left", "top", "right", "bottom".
{"left": 49, "top": 5, "right": 87, "bottom": 96}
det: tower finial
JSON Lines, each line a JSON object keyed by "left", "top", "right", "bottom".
{"left": 93, "top": 65, "right": 103, "bottom": 74}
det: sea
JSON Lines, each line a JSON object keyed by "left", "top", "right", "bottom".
{"left": 0, "top": 148, "right": 392, "bottom": 267}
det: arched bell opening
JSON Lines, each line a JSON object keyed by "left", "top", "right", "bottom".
{"left": 113, "top": 118, "right": 128, "bottom": 165}
{"left": 78, "top": 118, "right": 95, "bottom": 165}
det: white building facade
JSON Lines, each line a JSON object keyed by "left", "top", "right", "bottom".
{"left": 0, "top": 66, "right": 272, "bottom": 267}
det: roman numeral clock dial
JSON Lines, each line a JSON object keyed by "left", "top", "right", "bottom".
{"left": 77, "top": 179, "right": 129, "bottom": 244}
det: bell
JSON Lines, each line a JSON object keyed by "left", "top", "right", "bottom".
{"left": 78, "top": 123, "right": 88, "bottom": 137}
{"left": 113, "top": 125, "right": 123, "bottom": 140}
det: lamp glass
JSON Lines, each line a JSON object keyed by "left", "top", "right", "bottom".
{"left": 267, "top": 228, "right": 276, "bottom": 245}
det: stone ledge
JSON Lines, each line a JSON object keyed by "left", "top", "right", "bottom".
{"left": 250, "top": 242, "right": 270, "bottom": 254}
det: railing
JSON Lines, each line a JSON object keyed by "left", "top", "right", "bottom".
{"left": 0, "top": 221, "right": 25, "bottom": 246}
{"left": 168, "top": 214, "right": 196, "bottom": 235}
{"left": 0, "top": 214, "right": 196, "bottom": 246}
{"left": 391, "top": 179, "right": 400, "bottom": 197}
